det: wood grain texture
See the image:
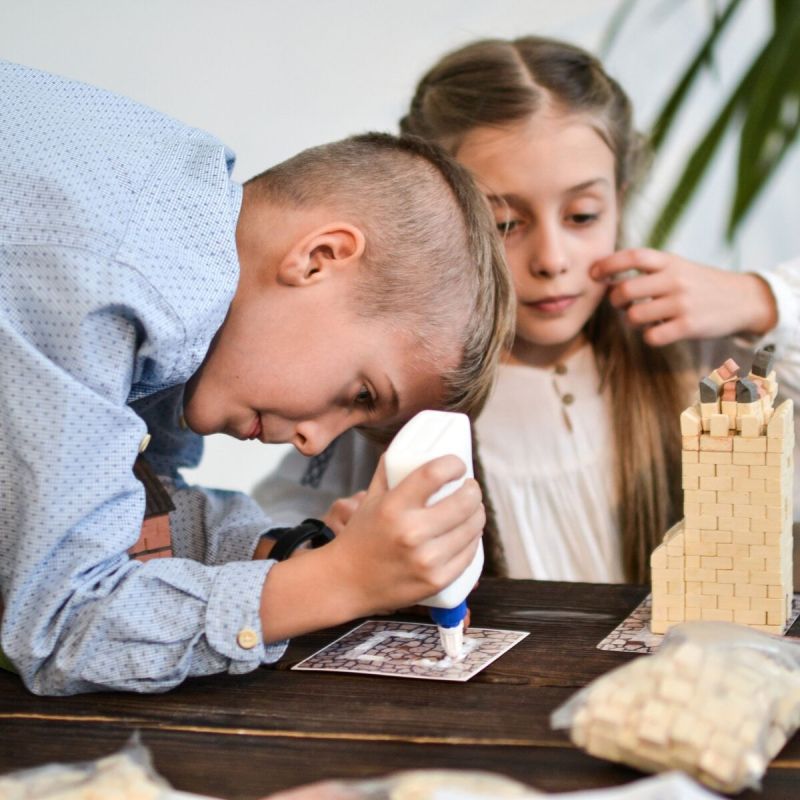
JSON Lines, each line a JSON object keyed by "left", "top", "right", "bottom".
{"left": 2, "top": 579, "right": 799, "bottom": 798}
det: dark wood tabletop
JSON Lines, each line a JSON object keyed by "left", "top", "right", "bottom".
{"left": 1, "top": 578, "right": 799, "bottom": 799}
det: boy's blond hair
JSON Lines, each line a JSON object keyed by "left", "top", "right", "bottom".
{"left": 247, "top": 133, "right": 514, "bottom": 425}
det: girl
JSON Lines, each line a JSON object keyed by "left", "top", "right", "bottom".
{"left": 253, "top": 36, "right": 800, "bottom": 584}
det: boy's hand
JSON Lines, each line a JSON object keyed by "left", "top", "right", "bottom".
{"left": 591, "top": 249, "right": 778, "bottom": 346}
{"left": 322, "top": 491, "right": 366, "bottom": 535}
{"left": 258, "top": 454, "right": 484, "bottom": 642}
{"left": 328, "top": 454, "right": 484, "bottom": 616}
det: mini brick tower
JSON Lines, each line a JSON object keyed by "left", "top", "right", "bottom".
{"left": 651, "top": 348, "right": 794, "bottom": 634}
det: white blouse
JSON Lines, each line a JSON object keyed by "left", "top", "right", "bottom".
{"left": 475, "top": 348, "right": 623, "bottom": 582}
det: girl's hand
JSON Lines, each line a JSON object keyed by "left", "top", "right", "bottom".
{"left": 590, "top": 249, "right": 778, "bottom": 346}
{"left": 322, "top": 491, "right": 366, "bottom": 535}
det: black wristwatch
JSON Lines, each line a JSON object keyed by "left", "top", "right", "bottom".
{"left": 267, "top": 518, "right": 335, "bottom": 562}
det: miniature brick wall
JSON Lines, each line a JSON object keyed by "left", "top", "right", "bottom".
{"left": 651, "top": 356, "right": 794, "bottom": 635}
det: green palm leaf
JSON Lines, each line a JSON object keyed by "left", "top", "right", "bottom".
{"left": 605, "top": 0, "right": 800, "bottom": 247}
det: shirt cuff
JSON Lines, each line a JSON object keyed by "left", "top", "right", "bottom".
{"left": 745, "top": 268, "right": 800, "bottom": 353}
{"left": 205, "top": 560, "right": 288, "bottom": 671}
{"left": 215, "top": 523, "right": 271, "bottom": 563}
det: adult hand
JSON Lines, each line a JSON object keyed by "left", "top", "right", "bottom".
{"left": 591, "top": 249, "right": 778, "bottom": 346}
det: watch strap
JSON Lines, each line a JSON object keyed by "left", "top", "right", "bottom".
{"left": 268, "top": 518, "right": 335, "bottom": 562}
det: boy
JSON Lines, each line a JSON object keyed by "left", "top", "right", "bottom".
{"left": 0, "top": 62, "right": 513, "bottom": 695}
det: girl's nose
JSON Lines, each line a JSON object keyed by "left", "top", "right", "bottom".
{"left": 530, "top": 226, "right": 569, "bottom": 277}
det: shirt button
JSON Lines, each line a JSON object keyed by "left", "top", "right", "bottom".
{"left": 138, "top": 433, "right": 152, "bottom": 453}
{"left": 237, "top": 628, "right": 259, "bottom": 650}
{"left": 555, "top": 363, "right": 567, "bottom": 375}
{"left": 562, "top": 393, "right": 575, "bottom": 406}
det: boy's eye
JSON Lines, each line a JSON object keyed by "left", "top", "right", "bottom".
{"left": 355, "top": 385, "right": 377, "bottom": 413}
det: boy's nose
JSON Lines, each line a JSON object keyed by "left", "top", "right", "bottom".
{"left": 291, "top": 419, "right": 343, "bottom": 457}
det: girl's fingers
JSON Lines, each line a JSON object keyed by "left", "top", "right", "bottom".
{"left": 591, "top": 248, "right": 666, "bottom": 281}
{"left": 642, "top": 319, "right": 686, "bottom": 347}
{"left": 607, "top": 271, "right": 673, "bottom": 307}
{"left": 623, "top": 296, "right": 681, "bottom": 328}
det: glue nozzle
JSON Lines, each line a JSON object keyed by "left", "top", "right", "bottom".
{"left": 429, "top": 600, "right": 468, "bottom": 659}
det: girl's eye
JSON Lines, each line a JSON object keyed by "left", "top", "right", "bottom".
{"left": 355, "top": 386, "right": 377, "bottom": 413}
{"left": 496, "top": 220, "right": 520, "bottom": 236}
{"left": 569, "top": 213, "right": 599, "bottom": 226}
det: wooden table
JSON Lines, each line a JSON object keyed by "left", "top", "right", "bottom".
{"left": 1, "top": 579, "right": 799, "bottom": 799}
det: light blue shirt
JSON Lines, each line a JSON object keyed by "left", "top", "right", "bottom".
{"left": 0, "top": 61, "right": 286, "bottom": 695}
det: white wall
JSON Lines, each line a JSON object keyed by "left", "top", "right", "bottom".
{"left": 3, "top": 0, "right": 796, "bottom": 492}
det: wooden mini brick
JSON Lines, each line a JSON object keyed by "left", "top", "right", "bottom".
{"left": 685, "top": 541, "right": 717, "bottom": 557}
{"left": 699, "top": 476, "right": 732, "bottom": 491}
{"left": 750, "top": 571, "right": 783, "bottom": 585}
{"left": 700, "top": 435, "right": 732, "bottom": 452}
{"left": 767, "top": 611, "right": 787, "bottom": 626}
{"left": 766, "top": 452, "right": 784, "bottom": 466}
{"left": 709, "top": 414, "right": 730, "bottom": 437}
{"left": 732, "top": 451, "right": 767, "bottom": 466}
{"left": 721, "top": 400, "right": 738, "bottom": 418}
{"left": 749, "top": 465, "right": 781, "bottom": 480}
{"left": 700, "top": 555, "right": 733, "bottom": 570}
{"left": 686, "top": 593, "right": 717, "bottom": 609}
{"left": 667, "top": 605, "right": 686, "bottom": 622}
{"left": 683, "top": 463, "right": 716, "bottom": 478}
{"left": 767, "top": 436, "right": 787, "bottom": 453}
{"left": 734, "top": 582, "right": 767, "bottom": 598}
{"left": 767, "top": 399, "right": 793, "bottom": 437}
{"left": 717, "top": 464, "right": 750, "bottom": 478}
{"left": 740, "top": 415, "right": 762, "bottom": 438}
{"left": 680, "top": 407, "right": 702, "bottom": 436}
{"left": 733, "top": 436, "right": 767, "bottom": 453}
{"left": 699, "top": 451, "right": 733, "bottom": 465}
{"left": 681, "top": 450, "right": 699, "bottom": 464}
{"left": 732, "top": 476, "right": 764, "bottom": 492}
{"left": 718, "top": 595, "right": 751, "bottom": 611}
{"left": 734, "top": 609, "right": 767, "bottom": 625}
{"left": 701, "top": 528, "right": 732, "bottom": 543}
{"left": 751, "top": 597, "right": 785, "bottom": 613}
{"left": 731, "top": 529, "right": 762, "bottom": 545}
{"left": 701, "top": 581, "right": 733, "bottom": 596}
{"left": 701, "top": 608, "right": 733, "bottom": 622}
{"left": 733, "top": 503, "right": 766, "bottom": 519}
{"left": 700, "top": 502, "right": 732, "bottom": 517}
{"left": 682, "top": 435, "right": 699, "bottom": 451}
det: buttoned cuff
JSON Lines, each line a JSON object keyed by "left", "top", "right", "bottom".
{"left": 205, "top": 560, "right": 288, "bottom": 671}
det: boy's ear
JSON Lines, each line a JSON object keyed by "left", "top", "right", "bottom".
{"left": 277, "top": 223, "right": 366, "bottom": 287}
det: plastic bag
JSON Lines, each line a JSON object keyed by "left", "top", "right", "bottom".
{"left": 551, "top": 622, "right": 800, "bottom": 794}
{"left": 0, "top": 735, "right": 170, "bottom": 800}
{"left": 265, "top": 770, "right": 721, "bottom": 800}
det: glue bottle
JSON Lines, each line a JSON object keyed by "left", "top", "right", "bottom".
{"left": 384, "top": 410, "right": 484, "bottom": 658}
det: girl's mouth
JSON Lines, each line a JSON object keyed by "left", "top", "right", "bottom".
{"left": 528, "top": 295, "right": 579, "bottom": 314}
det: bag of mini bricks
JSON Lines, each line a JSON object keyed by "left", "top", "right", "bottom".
{"left": 0, "top": 735, "right": 194, "bottom": 800}
{"left": 550, "top": 622, "right": 800, "bottom": 794}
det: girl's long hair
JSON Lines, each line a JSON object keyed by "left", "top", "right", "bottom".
{"left": 402, "top": 36, "right": 689, "bottom": 582}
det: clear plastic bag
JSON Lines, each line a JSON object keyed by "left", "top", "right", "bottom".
{"left": 0, "top": 735, "right": 170, "bottom": 800}
{"left": 264, "top": 769, "right": 721, "bottom": 800}
{"left": 551, "top": 622, "right": 800, "bottom": 794}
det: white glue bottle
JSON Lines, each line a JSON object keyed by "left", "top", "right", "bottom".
{"left": 384, "top": 410, "right": 483, "bottom": 659}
